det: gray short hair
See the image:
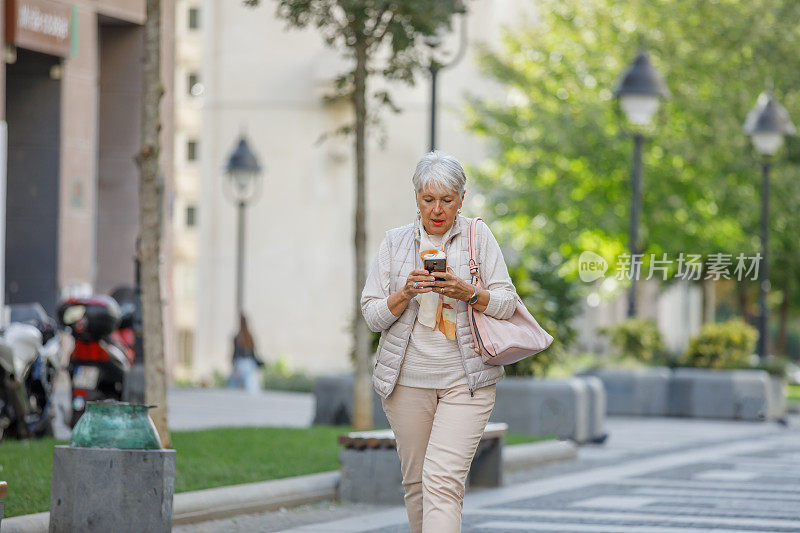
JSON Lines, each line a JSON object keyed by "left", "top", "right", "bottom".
{"left": 412, "top": 150, "right": 467, "bottom": 196}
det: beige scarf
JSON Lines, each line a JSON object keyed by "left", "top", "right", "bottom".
{"left": 415, "top": 218, "right": 458, "bottom": 340}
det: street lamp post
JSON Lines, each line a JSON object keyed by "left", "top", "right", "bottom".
{"left": 224, "top": 136, "right": 263, "bottom": 319}
{"left": 424, "top": 15, "right": 468, "bottom": 151}
{"left": 743, "top": 90, "right": 795, "bottom": 359}
{"left": 614, "top": 50, "right": 669, "bottom": 318}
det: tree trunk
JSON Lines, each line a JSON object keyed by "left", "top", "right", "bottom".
{"left": 737, "top": 280, "right": 752, "bottom": 325}
{"left": 776, "top": 289, "right": 789, "bottom": 356}
{"left": 701, "top": 275, "right": 715, "bottom": 325}
{"left": 136, "top": 0, "right": 170, "bottom": 448}
{"left": 351, "top": 36, "right": 372, "bottom": 430}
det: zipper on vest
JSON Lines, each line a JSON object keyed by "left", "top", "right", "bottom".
{"left": 453, "top": 316, "right": 474, "bottom": 397}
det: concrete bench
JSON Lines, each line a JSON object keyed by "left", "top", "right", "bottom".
{"left": 338, "top": 422, "right": 508, "bottom": 505}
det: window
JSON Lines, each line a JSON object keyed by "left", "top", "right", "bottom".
{"left": 187, "top": 72, "right": 199, "bottom": 96}
{"left": 187, "top": 139, "right": 198, "bottom": 161}
{"left": 178, "top": 329, "right": 194, "bottom": 368}
{"left": 188, "top": 7, "right": 200, "bottom": 30}
{"left": 186, "top": 205, "right": 197, "bottom": 227}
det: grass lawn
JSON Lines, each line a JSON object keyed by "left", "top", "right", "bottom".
{"left": 0, "top": 425, "right": 552, "bottom": 518}
{"left": 788, "top": 384, "right": 800, "bottom": 404}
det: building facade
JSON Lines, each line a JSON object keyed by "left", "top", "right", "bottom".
{"left": 1, "top": 0, "right": 174, "bottom": 353}
{"left": 170, "top": 0, "right": 200, "bottom": 380}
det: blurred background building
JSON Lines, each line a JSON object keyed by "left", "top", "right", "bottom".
{"left": 164, "top": 0, "right": 701, "bottom": 382}
{"left": 171, "top": 0, "right": 200, "bottom": 381}
{"left": 0, "top": 0, "right": 704, "bottom": 383}
{"left": 1, "top": 0, "right": 174, "bottom": 335}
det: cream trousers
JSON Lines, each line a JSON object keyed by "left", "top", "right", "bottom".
{"left": 380, "top": 382, "right": 497, "bottom": 533}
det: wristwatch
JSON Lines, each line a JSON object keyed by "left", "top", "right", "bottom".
{"left": 468, "top": 285, "right": 479, "bottom": 305}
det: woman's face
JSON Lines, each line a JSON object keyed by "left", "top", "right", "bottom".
{"left": 415, "top": 184, "right": 464, "bottom": 236}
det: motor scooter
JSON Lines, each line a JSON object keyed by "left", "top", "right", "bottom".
{"left": 0, "top": 304, "right": 61, "bottom": 439}
{"left": 58, "top": 295, "right": 135, "bottom": 428}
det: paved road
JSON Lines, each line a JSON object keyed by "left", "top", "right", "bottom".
{"left": 174, "top": 413, "right": 800, "bottom": 533}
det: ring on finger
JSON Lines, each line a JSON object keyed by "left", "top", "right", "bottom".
{"left": 413, "top": 282, "right": 418, "bottom": 289}
{"left": 440, "top": 287, "right": 445, "bottom": 294}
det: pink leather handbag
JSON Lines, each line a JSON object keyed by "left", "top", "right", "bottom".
{"left": 467, "top": 217, "right": 554, "bottom": 366}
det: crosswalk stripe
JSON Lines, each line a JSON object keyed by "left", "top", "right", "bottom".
{"left": 474, "top": 521, "right": 763, "bottom": 532}
{"left": 692, "top": 469, "right": 759, "bottom": 481}
{"left": 573, "top": 494, "right": 799, "bottom": 512}
{"left": 613, "top": 477, "right": 800, "bottom": 493}
{"left": 463, "top": 508, "right": 800, "bottom": 529}
{"left": 632, "top": 486, "right": 800, "bottom": 501}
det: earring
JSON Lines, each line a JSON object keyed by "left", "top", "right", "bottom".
{"left": 417, "top": 209, "right": 421, "bottom": 215}
{"left": 457, "top": 209, "right": 461, "bottom": 214}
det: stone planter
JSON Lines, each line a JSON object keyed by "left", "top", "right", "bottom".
{"left": 578, "top": 367, "right": 671, "bottom": 416}
{"left": 50, "top": 446, "right": 176, "bottom": 532}
{"left": 668, "top": 367, "right": 777, "bottom": 420}
{"left": 50, "top": 401, "right": 175, "bottom": 532}
{"left": 584, "top": 366, "right": 786, "bottom": 421}
{"left": 312, "top": 374, "right": 388, "bottom": 428}
{"left": 490, "top": 376, "right": 607, "bottom": 444}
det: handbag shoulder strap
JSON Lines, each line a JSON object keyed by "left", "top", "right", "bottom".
{"left": 468, "top": 217, "right": 482, "bottom": 286}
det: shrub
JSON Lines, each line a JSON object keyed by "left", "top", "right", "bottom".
{"left": 680, "top": 318, "right": 758, "bottom": 370}
{"left": 598, "top": 318, "right": 665, "bottom": 364}
{"left": 261, "top": 355, "right": 315, "bottom": 393}
{"left": 751, "top": 355, "right": 790, "bottom": 379}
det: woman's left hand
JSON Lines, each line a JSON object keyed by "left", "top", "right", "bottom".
{"left": 431, "top": 267, "right": 475, "bottom": 302}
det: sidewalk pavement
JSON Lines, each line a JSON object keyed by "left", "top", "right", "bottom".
{"left": 173, "top": 413, "right": 799, "bottom": 532}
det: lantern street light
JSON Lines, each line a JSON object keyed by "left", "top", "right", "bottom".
{"left": 743, "top": 89, "right": 795, "bottom": 359}
{"left": 424, "top": 13, "right": 468, "bottom": 151}
{"left": 224, "top": 136, "right": 263, "bottom": 318}
{"left": 614, "top": 50, "right": 670, "bottom": 318}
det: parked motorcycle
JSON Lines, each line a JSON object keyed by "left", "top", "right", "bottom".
{"left": 0, "top": 304, "right": 61, "bottom": 439}
{"left": 58, "top": 295, "right": 135, "bottom": 428}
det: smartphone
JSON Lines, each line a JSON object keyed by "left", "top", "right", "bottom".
{"left": 424, "top": 257, "right": 447, "bottom": 274}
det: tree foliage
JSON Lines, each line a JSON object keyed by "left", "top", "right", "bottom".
{"left": 463, "top": 0, "right": 800, "bottom": 328}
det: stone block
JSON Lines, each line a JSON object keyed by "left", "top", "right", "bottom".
{"left": 491, "top": 377, "right": 590, "bottom": 442}
{"left": 669, "top": 367, "right": 774, "bottom": 420}
{"left": 50, "top": 446, "right": 176, "bottom": 533}
{"left": 338, "top": 448, "right": 403, "bottom": 505}
{"left": 582, "top": 367, "right": 671, "bottom": 416}
{"left": 312, "top": 374, "right": 388, "bottom": 428}
{"left": 767, "top": 376, "right": 787, "bottom": 420}
{"left": 575, "top": 375, "right": 608, "bottom": 443}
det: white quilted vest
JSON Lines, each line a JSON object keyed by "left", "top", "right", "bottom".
{"left": 372, "top": 213, "right": 505, "bottom": 399}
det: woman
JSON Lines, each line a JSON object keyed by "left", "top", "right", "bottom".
{"left": 229, "top": 313, "right": 263, "bottom": 394}
{"left": 361, "top": 150, "right": 517, "bottom": 532}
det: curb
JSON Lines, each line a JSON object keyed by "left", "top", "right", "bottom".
{"left": 173, "top": 471, "right": 340, "bottom": 525}
{"left": 504, "top": 439, "right": 578, "bottom": 471}
{"left": 1, "top": 439, "right": 577, "bottom": 531}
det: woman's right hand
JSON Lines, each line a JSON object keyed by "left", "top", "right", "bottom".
{"left": 402, "top": 269, "right": 435, "bottom": 300}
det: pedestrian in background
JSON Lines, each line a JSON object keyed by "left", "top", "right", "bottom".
{"left": 229, "top": 313, "right": 263, "bottom": 393}
{"left": 361, "top": 150, "right": 517, "bottom": 532}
